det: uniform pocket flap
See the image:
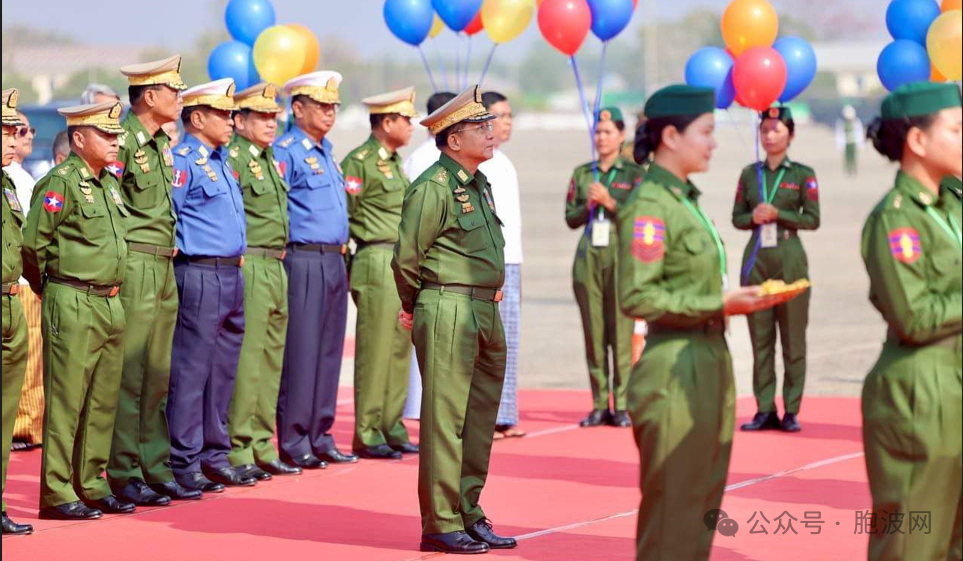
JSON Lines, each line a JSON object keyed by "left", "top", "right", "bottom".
{"left": 683, "top": 234, "right": 708, "bottom": 254}
{"left": 202, "top": 181, "right": 226, "bottom": 198}
{"left": 456, "top": 212, "right": 485, "bottom": 231}
{"left": 134, "top": 173, "right": 161, "bottom": 191}
{"left": 81, "top": 204, "right": 104, "bottom": 218}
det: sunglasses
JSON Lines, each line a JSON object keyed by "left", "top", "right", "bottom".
{"left": 18, "top": 127, "right": 36, "bottom": 138}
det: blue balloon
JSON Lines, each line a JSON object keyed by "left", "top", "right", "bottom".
{"left": 587, "top": 0, "right": 635, "bottom": 41}
{"left": 885, "top": 0, "right": 940, "bottom": 45}
{"left": 385, "top": 0, "right": 434, "bottom": 46}
{"left": 208, "top": 41, "right": 260, "bottom": 91}
{"left": 225, "top": 0, "right": 276, "bottom": 46}
{"left": 877, "top": 40, "right": 931, "bottom": 92}
{"left": 774, "top": 37, "right": 817, "bottom": 102}
{"left": 432, "top": 0, "right": 482, "bottom": 32}
{"left": 685, "top": 47, "right": 736, "bottom": 109}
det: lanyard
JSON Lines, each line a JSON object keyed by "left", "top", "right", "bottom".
{"left": 594, "top": 167, "right": 618, "bottom": 222}
{"left": 925, "top": 206, "right": 963, "bottom": 248}
{"left": 680, "top": 196, "right": 728, "bottom": 286}
{"left": 761, "top": 166, "right": 787, "bottom": 205}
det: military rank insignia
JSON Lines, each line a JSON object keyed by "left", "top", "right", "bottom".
{"left": 4, "top": 188, "right": 22, "bottom": 213}
{"left": 229, "top": 146, "right": 240, "bottom": 159}
{"left": 889, "top": 227, "right": 921, "bottom": 264}
{"left": 305, "top": 156, "right": 322, "bottom": 175}
{"left": 203, "top": 164, "right": 218, "bottom": 182}
{"left": 461, "top": 202, "right": 475, "bottom": 214}
{"left": 456, "top": 169, "right": 470, "bottom": 183}
{"left": 79, "top": 182, "right": 95, "bottom": 204}
{"left": 134, "top": 149, "right": 150, "bottom": 174}
{"left": 345, "top": 176, "right": 362, "bottom": 195}
{"left": 249, "top": 160, "right": 264, "bottom": 181}
{"left": 456, "top": 194, "right": 470, "bottom": 203}
{"left": 376, "top": 160, "right": 393, "bottom": 180}
{"left": 632, "top": 216, "right": 666, "bottom": 263}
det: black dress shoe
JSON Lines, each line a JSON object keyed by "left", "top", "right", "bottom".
{"left": 467, "top": 518, "right": 518, "bottom": 549}
{"left": 579, "top": 409, "right": 612, "bottom": 427}
{"left": 202, "top": 466, "right": 257, "bottom": 487}
{"left": 84, "top": 494, "right": 136, "bottom": 514}
{"left": 390, "top": 442, "right": 419, "bottom": 454}
{"left": 420, "top": 531, "right": 490, "bottom": 554}
{"left": 740, "top": 412, "right": 781, "bottom": 431}
{"left": 282, "top": 453, "right": 328, "bottom": 470}
{"left": 176, "top": 471, "right": 225, "bottom": 494}
{"left": 781, "top": 413, "right": 802, "bottom": 432}
{"left": 316, "top": 448, "right": 359, "bottom": 464}
{"left": 356, "top": 444, "right": 403, "bottom": 460}
{"left": 2, "top": 512, "right": 33, "bottom": 535}
{"left": 114, "top": 479, "right": 171, "bottom": 507}
{"left": 39, "top": 501, "right": 103, "bottom": 521}
{"left": 235, "top": 464, "right": 272, "bottom": 481}
{"left": 610, "top": 410, "right": 632, "bottom": 428}
{"left": 150, "top": 480, "right": 204, "bottom": 500}
{"left": 257, "top": 458, "right": 302, "bottom": 476}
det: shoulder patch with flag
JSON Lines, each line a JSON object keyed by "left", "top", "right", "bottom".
{"left": 172, "top": 168, "right": 187, "bottom": 188}
{"left": 632, "top": 216, "right": 666, "bottom": 263}
{"left": 889, "top": 227, "right": 921, "bottom": 264}
{"left": 106, "top": 161, "right": 125, "bottom": 178}
{"left": 805, "top": 176, "right": 819, "bottom": 201}
{"left": 345, "top": 176, "right": 362, "bottom": 195}
{"left": 43, "top": 191, "right": 65, "bottom": 213}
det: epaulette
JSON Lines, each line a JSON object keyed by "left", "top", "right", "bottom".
{"left": 277, "top": 136, "right": 295, "bottom": 148}
{"left": 353, "top": 149, "right": 369, "bottom": 161}
{"left": 432, "top": 167, "right": 449, "bottom": 184}
{"left": 229, "top": 145, "right": 240, "bottom": 159}
{"left": 117, "top": 131, "right": 130, "bottom": 147}
{"left": 177, "top": 145, "right": 192, "bottom": 156}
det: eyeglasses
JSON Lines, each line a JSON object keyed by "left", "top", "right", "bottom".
{"left": 452, "top": 122, "right": 494, "bottom": 135}
{"left": 17, "top": 127, "right": 36, "bottom": 138}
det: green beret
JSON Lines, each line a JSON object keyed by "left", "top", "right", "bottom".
{"left": 595, "top": 106, "right": 624, "bottom": 123}
{"left": 760, "top": 105, "right": 792, "bottom": 123}
{"left": 882, "top": 81, "right": 962, "bottom": 120}
{"left": 644, "top": 85, "right": 715, "bottom": 119}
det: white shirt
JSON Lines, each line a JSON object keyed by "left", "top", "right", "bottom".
{"left": 480, "top": 148, "right": 523, "bottom": 265}
{"left": 403, "top": 138, "right": 441, "bottom": 183}
{"left": 4, "top": 160, "right": 36, "bottom": 216}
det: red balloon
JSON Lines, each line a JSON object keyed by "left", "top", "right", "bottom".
{"left": 464, "top": 11, "right": 483, "bottom": 35}
{"left": 732, "top": 47, "right": 787, "bottom": 111}
{"left": 538, "top": 0, "right": 591, "bottom": 56}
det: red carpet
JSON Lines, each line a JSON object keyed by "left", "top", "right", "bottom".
{"left": 2, "top": 389, "right": 870, "bottom": 560}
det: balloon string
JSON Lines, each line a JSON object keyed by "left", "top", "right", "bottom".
{"left": 418, "top": 45, "right": 439, "bottom": 92}
{"left": 741, "top": 114, "right": 765, "bottom": 286}
{"left": 479, "top": 43, "right": 498, "bottom": 87}
{"left": 570, "top": 55, "right": 598, "bottom": 171}
{"left": 590, "top": 41, "right": 609, "bottom": 182}
{"left": 464, "top": 34, "right": 473, "bottom": 88}
{"left": 725, "top": 109, "right": 750, "bottom": 154}
{"left": 433, "top": 41, "right": 449, "bottom": 93}
{"left": 455, "top": 33, "right": 462, "bottom": 91}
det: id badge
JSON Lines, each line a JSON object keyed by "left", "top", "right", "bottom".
{"left": 592, "top": 218, "right": 611, "bottom": 247}
{"left": 760, "top": 223, "right": 779, "bottom": 248}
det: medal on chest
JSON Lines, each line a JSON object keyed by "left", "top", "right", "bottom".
{"left": 162, "top": 146, "right": 174, "bottom": 167}
{"left": 134, "top": 149, "right": 151, "bottom": 174}
{"left": 305, "top": 156, "right": 323, "bottom": 175}
{"left": 79, "top": 181, "right": 95, "bottom": 204}
{"left": 203, "top": 164, "right": 218, "bottom": 183}
{"left": 377, "top": 160, "right": 394, "bottom": 180}
{"left": 110, "top": 187, "right": 125, "bottom": 207}
{"left": 249, "top": 160, "right": 265, "bottom": 181}
{"left": 483, "top": 189, "right": 496, "bottom": 213}
{"left": 461, "top": 202, "right": 475, "bottom": 214}
{"left": 4, "top": 188, "right": 22, "bottom": 213}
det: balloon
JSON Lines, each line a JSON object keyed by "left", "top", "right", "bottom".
{"left": 538, "top": 0, "right": 592, "bottom": 56}
{"left": 587, "top": 0, "right": 634, "bottom": 41}
{"left": 927, "top": 10, "right": 963, "bottom": 80}
{"left": 886, "top": 0, "right": 941, "bottom": 44}
{"left": 482, "top": 0, "right": 534, "bottom": 43}
{"left": 208, "top": 41, "right": 260, "bottom": 90}
{"left": 932, "top": 63, "right": 947, "bottom": 81}
{"left": 464, "top": 10, "right": 485, "bottom": 35}
{"left": 721, "top": 0, "right": 779, "bottom": 56}
{"left": 225, "top": 0, "right": 276, "bottom": 46}
{"left": 942, "top": 0, "right": 962, "bottom": 11}
{"left": 433, "top": 0, "right": 484, "bottom": 31}
{"left": 429, "top": 14, "right": 445, "bottom": 38}
{"left": 384, "top": 0, "right": 434, "bottom": 46}
{"left": 252, "top": 26, "right": 306, "bottom": 86}
{"left": 286, "top": 24, "right": 321, "bottom": 75}
{"left": 684, "top": 47, "right": 736, "bottom": 109}
{"left": 877, "top": 40, "right": 931, "bottom": 91}
{"left": 732, "top": 46, "right": 787, "bottom": 111}
{"left": 773, "top": 36, "right": 817, "bottom": 102}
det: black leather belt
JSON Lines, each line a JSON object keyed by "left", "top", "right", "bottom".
{"left": 129, "top": 242, "right": 178, "bottom": 258}
{"left": 356, "top": 241, "right": 395, "bottom": 251}
{"left": 888, "top": 329, "right": 961, "bottom": 351}
{"left": 1, "top": 283, "right": 20, "bottom": 295}
{"left": 287, "top": 243, "right": 346, "bottom": 255}
{"left": 175, "top": 255, "right": 243, "bottom": 267}
{"left": 647, "top": 319, "right": 725, "bottom": 336}
{"left": 246, "top": 247, "right": 286, "bottom": 260}
{"left": 421, "top": 282, "right": 504, "bottom": 303}
{"left": 48, "top": 276, "right": 121, "bottom": 297}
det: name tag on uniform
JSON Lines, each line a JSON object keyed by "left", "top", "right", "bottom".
{"left": 592, "top": 217, "right": 611, "bottom": 247}
{"left": 760, "top": 223, "right": 778, "bottom": 248}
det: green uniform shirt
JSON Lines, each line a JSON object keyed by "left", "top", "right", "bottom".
{"left": 942, "top": 175, "right": 962, "bottom": 201}
{"left": 565, "top": 157, "right": 645, "bottom": 229}
{"left": 861, "top": 171, "right": 963, "bottom": 346}
{"left": 23, "top": 154, "right": 129, "bottom": 294}
{"left": 2, "top": 171, "right": 24, "bottom": 284}
{"left": 617, "top": 163, "right": 726, "bottom": 328}
{"left": 342, "top": 135, "right": 409, "bottom": 244}
{"left": 228, "top": 134, "right": 289, "bottom": 249}
{"left": 114, "top": 113, "right": 176, "bottom": 247}
{"left": 732, "top": 158, "right": 820, "bottom": 232}
{"left": 392, "top": 153, "right": 506, "bottom": 314}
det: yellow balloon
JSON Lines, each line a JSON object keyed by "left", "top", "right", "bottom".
{"left": 253, "top": 25, "right": 306, "bottom": 86}
{"left": 721, "top": 0, "right": 779, "bottom": 56}
{"left": 482, "top": 0, "right": 535, "bottom": 44}
{"left": 430, "top": 14, "right": 445, "bottom": 39}
{"left": 927, "top": 10, "right": 962, "bottom": 81}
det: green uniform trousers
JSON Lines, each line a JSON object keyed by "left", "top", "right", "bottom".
{"left": 350, "top": 245, "right": 412, "bottom": 451}
{"left": 414, "top": 289, "right": 506, "bottom": 535}
{"left": 40, "top": 283, "right": 125, "bottom": 508}
{"left": 2, "top": 293, "right": 28, "bottom": 511}
{"left": 862, "top": 336, "right": 963, "bottom": 561}
{"left": 228, "top": 255, "right": 289, "bottom": 466}
{"left": 628, "top": 329, "right": 735, "bottom": 561}
{"left": 742, "top": 235, "right": 810, "bottom": 414}
{"left": 107, "top": 251, "right": 178, "bottom": 486}
{"left": 572, "top": 235, "right": 634, "bottom": 411}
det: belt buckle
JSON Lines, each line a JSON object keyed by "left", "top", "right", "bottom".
{"left": 494, "top": 290, "right": 504, "bottom": 303}
{"left": 108, "top": 286, "right": 120, "bottom": 297}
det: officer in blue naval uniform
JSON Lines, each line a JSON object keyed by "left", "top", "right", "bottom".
{"left": 168, "top": 79, "right": 255, "bottom": 492}
{"left": 273, "top": 71, "right": 357, "bottom": 467}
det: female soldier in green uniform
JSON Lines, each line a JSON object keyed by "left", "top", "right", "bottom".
{"left": 618, "top": 85, "right": 794, "bottom": 561}
{"left": 861, "top": 81, "right": 962, "bottom": 561}
{"left": 733, "top": 107, "right": 820, "bottom": 433}
{"left": 565, "top": 107, "right": 645, "bottom": 428}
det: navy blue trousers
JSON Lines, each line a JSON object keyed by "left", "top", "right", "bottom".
{"left": 167, "top": 261, "right": 245, "bottom": 475}
{"left": 277, "top": 249, "right": 348, "bottom": 458}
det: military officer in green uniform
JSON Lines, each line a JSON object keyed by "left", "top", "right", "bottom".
{"left": 343, "top": 86, "right": 419, "bottom": 460}
{"left": 23, "top": 101, "right": 133, "bottom": 520}
{"left": 107, "top": 55, "right": 201, "bottom": 505}
{"left": 392, "top": 86, "right": 516, "bottom": 555}
{"left": 617, "top": 85, "right": 794, "bottom": 561}
{"left": 1, "top": 88, "right": 32, "bottom": 536}
{"left": 861, "top": 81, "right": 962, "bottom": 561}
{"left": 226, "top": 83, "right": 300, "bottom": 480}
{"left": 564, "top": 107, "right": 645, "bottom": 428}
{"left": 733, "top": 106, "right": 820, "bottom": 433}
